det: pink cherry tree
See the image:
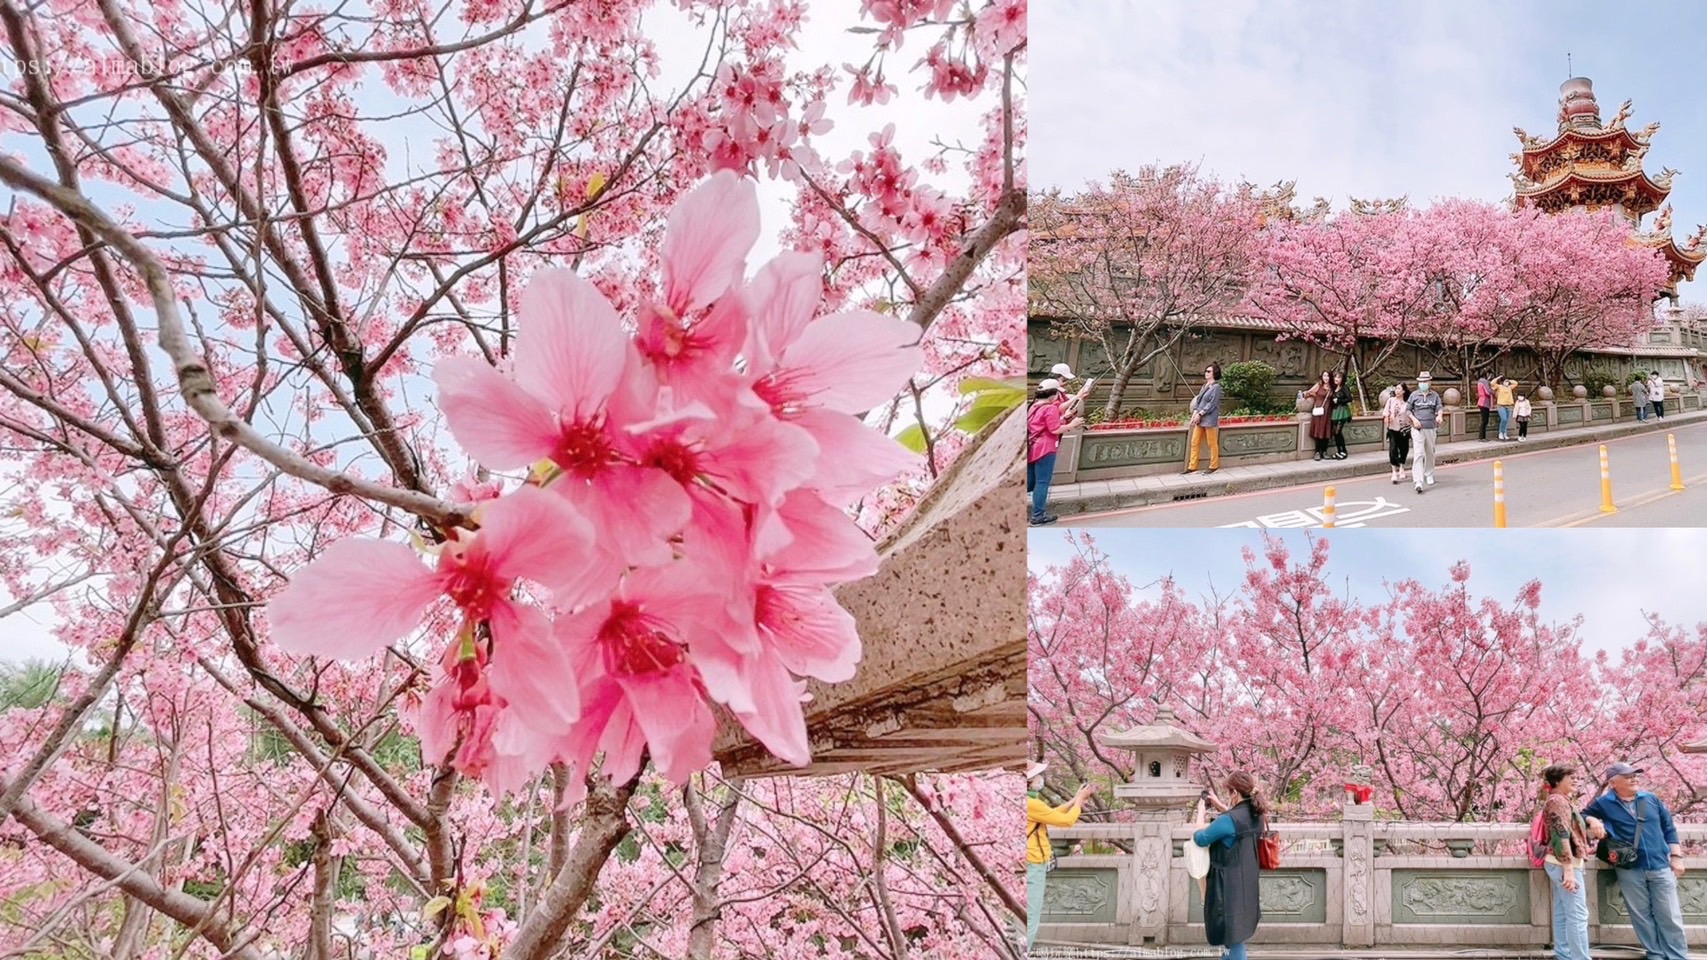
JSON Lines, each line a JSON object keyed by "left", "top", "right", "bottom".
{"left": 1029, "top": 165, "right": 1264, "bottom": 417}
{"left": 1247, "top": 207, "right": 1448, "bottom": 411}
{"left": 0, "top": 0, "right": 1025, "bottom": 956}
{"left": 1026, "top": 533, "right": 1699, "bottom": 828}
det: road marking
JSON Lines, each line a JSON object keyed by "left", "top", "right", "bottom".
{"left": 1218, "top": 498, "right": 1413, "bottom": 529}
{"left": 1543, "top": 471, "right": 1707, "bottom": 527}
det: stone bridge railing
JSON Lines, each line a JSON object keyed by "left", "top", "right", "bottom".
{"left": 1039, "top": 807, "right": 1707, "bottom": 950}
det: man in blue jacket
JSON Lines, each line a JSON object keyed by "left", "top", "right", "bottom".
{"left": 1582, "top": 763, "right": 1689, "bottom": 960}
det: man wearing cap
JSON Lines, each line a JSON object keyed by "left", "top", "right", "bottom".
{"left": 1582, "top": 763, "right": 1689, "bottom": 960}
{"left": 1405, "top": 372, "right": 1444, "bottom": 493}
{"left": 1026, "top": 761, "right": 1096, "bottom": 949}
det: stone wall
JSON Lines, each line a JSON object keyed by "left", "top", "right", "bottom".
{"left": 1038, "top": 812, "right": 1707, "bottom": 950}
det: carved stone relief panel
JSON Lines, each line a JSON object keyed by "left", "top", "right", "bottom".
{"left": 1041, "top": 869, "right": 1120, "bottom": 924}
{"left": 1392, "top": 871, "right": 1528, "bottom": 925}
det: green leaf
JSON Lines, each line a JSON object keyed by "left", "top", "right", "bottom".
{"left": 895, "top": 424, "right": 928, "bottom": 453}
{"left": 957, "top": 376, "right": 1014, "bottom": 395}
{"left": 954, "top": 405, "right": 1008, "bottom": 434}
{"left": 422, "top": 895, "right": 453, "bottom": 920}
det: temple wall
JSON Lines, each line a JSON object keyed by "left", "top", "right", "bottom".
{"left": 1030, "top": 319, "right": 1707, "bottom": 417}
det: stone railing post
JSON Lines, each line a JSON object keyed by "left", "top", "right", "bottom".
{"left": 1133, "top": 822, "right": 1170, "bottom": 943}
{"left": 1342, "top": 801, "right": 1376, "bottom": 947}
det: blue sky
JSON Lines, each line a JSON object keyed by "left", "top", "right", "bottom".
{"left": 1027, "top": 529, "right": 1707, "bottom": 660}
{"left": 1033, "top": 0, "right": 1707, "bottom": 280}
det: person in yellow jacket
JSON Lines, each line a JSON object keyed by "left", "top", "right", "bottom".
{"left": 1026, "top": 760, "right": 1095, "bottom": 949}
{"left": 1494, "top": 377, "right": 1518, "bottom": 441}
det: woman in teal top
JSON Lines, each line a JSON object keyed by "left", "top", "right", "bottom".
{"left": 1194, "top": 771, "right": 1266, "bottom": 960}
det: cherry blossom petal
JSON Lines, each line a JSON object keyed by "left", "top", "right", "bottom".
{"left": 434, "top": 356, "right": 560, "bottom": 470}
{"left": 268, "top": 539, "right": 443, "bottom": 659}
{"left": 761, "top": 491, "right": 881, "bottom": 583}
{"left": 617, "top": 669, "right": 716, "bottom": 783}
{"left": 743, "top": 251, "right": 823, "bottom": 370}
{"left": 597, "top": 692, "right": 655, "bottom": 786}
{"left": 731, "top": 650, "right": 811, "bottom": 767}
{"left": 706, "top": 414, "right": 820, "bottom": 507}
{"left": 689, "top": 627, "right": 758, "bottom": 712}
{"left": 781, "top": 310, "right": 922, "bottom": 413}
{"left": 558, "top": 465, "right": 693, "bottom": 574}
{"left": 471, "top": 485, "right": 597, "bottom": 595}
{"left": 412, "top": 676, "right": 460, "bottom": 768}
{"left": 486, "top": 603, "right": 580, "bottom": 740}
{"left": 513, "top": 269, "right": 631, "bottom": 416}
{"left": 661, "top": 171, "right": 760, "bottom": 314}
{"left": 794, "top": 408, "right": 918, "bottom": 505}
{"left": 757, "top": 582, "right": 862, "bottom": 683}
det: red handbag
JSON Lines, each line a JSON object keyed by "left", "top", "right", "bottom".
{"left": 1257, "top": 824, "right": 1282, "bottom": 870}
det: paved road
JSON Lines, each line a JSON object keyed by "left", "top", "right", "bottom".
{"left": 1068, "top": 419, "right": 1707, "bottom": 528}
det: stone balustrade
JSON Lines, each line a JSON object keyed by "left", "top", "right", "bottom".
{"left": 1038, "top": 810, "right": 1707, "bottom": 950}
{"left": 1049, "top": 394, "right": 1707, "bottom": 485}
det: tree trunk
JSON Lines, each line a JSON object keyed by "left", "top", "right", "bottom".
{"left": 685, "top": 780, "right": 744, "bottom": 960}
{"left": 1099, "top": 328, "right": 1141, "bottom": 419}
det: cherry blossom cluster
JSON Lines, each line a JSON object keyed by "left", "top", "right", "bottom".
{"left": 267, "top": 171, "right": 921, "bottom": 798}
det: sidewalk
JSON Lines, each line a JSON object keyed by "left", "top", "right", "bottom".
{"left": 1045, "top": 408, "right": 1707, "bottom": 518}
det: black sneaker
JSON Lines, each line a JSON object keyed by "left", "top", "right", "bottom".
{"left": 1029, "top": 514, "right": 1059, "bottom": 526}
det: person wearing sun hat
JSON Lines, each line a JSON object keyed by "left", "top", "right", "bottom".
{"left": 1026, "top": 760, "right": 1095, "bottom": 948}
{"left": 1404, "top": 371, "right": 1443, "bottom": 494}
{"left": 1027, "top": 380, "right": 1083, "bottom": 526}
{"left": 1582, "top": 762, "right": 1690, "bottom": 960}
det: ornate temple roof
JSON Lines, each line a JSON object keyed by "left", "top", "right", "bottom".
{"left": 1511, "top": 78, "right": 1673, "bottom": 218}
{"left": 1510, "top": 78, "right": 1706, "bottom": 299}
{"left": 1634, "top": 206, "right": 1707, "bottom": 292}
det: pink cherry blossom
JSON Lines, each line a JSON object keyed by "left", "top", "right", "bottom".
{"left": 266, "top": 484, "right": 593, "bottom": 660}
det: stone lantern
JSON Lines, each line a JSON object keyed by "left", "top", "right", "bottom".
{"left": 1098, "top": 706, "right": 1217, "bottom": 822}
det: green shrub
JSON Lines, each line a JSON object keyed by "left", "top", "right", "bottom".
{"left": 1221, "top": 361, "right": 1279, "bottom": 413}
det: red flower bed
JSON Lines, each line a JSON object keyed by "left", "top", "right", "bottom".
{"left": 1089, "top": 414, "right": 1297, "bottom": 432}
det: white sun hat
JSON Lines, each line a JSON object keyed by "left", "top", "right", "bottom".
{"left": 1051, "top": 362, "right": 1076, "bottom": 380}
{"left": 1026, "top": 760, "right": 1049, "bottom": 780}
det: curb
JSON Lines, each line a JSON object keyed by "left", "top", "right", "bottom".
{"left": 1049, "top": 410, "right": 1707, "bottom": 517}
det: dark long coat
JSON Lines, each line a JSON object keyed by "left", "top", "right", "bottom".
{"left": 1205, "top": 801, "right": 1263, "bottom": 947}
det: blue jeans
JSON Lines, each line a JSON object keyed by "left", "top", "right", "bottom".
{"left": 1028, "top": 452, "right": 1058, "bottom": 520}
{"left": 1616, "top": 868, "right": 1690, "bottom": 960}
{"left": 1027, "top": 862, "right": 1049, "bottom": 948}
{"left": 1638, "top": 402, "right": 1651, "bottom": 421}
{"left": 1497, "top": 406, "right": 1512, "bottom": 437}
{"left": 1223, "top": 941, "right": 1248, "bottom": 960}
{"left": 1544, "top": 863, "right": 1590, "bottom": 960}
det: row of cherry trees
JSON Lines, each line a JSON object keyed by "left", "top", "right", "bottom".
{"left": 0, "top": 0, "right": 1025, "bottom": 956}
{"left": 1030, "top": 165, "right": 1671, "bottom": 416}
{"left": 1028, "top": 532, "right": 1707, "bottom": 824}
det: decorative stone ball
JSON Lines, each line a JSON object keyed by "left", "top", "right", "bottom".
{"left": 1295, "top": 393, "right": 1315, "bottom": 414}
{"left": 1573, "top": 384, "right": 1589, "bottom": 399}
{"left": 1538, "top": 386, "right": 1555, "bottom": 402}
{"left": 1442, "top": 387, "right": 1462, "bottom": 407}
{"left": 1603, "top": 384, "right": 1617, "bottom": 398}
{"left": 1377, "top": 386, "right": 1393, "bottom": 407}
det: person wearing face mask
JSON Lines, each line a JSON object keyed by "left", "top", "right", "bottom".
{"left": 1406, "top": 372, "right": 1444, "bottom": 492}
{"left": 1026, "top": 760, "right": 1095, "bottom": 950}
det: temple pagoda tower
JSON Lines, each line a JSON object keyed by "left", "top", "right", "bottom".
{"left": 1511, "top": 77, "right": 1707, "bottom": 300}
